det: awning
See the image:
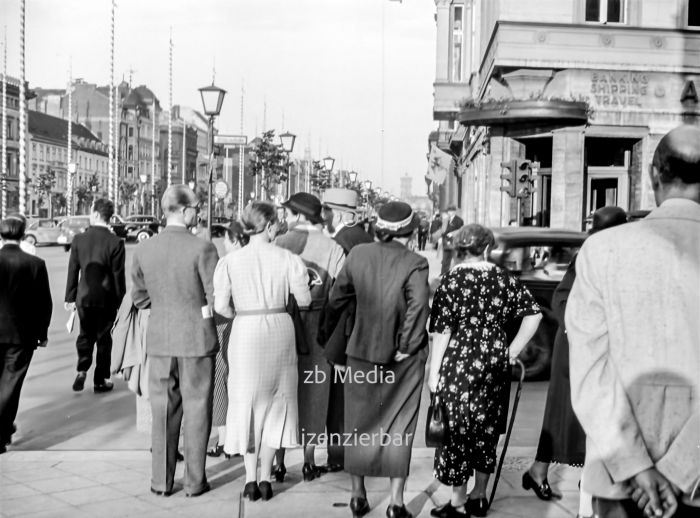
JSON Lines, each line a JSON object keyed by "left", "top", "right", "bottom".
{"left": 458, "top": 99, "right": 589, "bottom": 127}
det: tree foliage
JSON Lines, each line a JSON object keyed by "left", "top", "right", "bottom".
{"left": 310, "top": 160, "right": 330, "bottom": 193}
{"left": 249, "top": 130, "right": 287, "bottom": 200}
{"left": 75, "top": 174, "right": 101, "bottom": 214}
{"left": 33, "top": 168, "right": 57, "bottom": 208}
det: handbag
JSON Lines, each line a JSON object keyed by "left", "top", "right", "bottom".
{"left": 425, "top": 392, "right": 448, "bottom": 447}
{"left": 286, "top": 294, "right": 310, "bottom": 355}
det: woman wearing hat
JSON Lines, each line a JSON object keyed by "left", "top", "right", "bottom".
{"left": 324, "top": 201, "right": 430, "bottom": 518}
{"left": 428, "top": 224, "right": 542, "bottom": 518}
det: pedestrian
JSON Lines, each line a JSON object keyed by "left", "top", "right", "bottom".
{"left": 567, "top": 124, "right": 700, "bottom": 518}
{"left": 318, "top": 188, "right": 374, "bottom": 473}
{"left": 428, "top": 224, "right": 542, "bottom": 518}
{"left": 276, "top": 205, "right": 289, "bottom": 236}
{"left": 131, "top": 185, "right": 219, "bottom": 497}
{"left": 523, "top": 206, "right": 628, "bottom": 516}
{"left": 207, "top": 221, "right": 249, "bottom": 458}
{"left": 275, "top": 192, "right": 346, "bottom": 481}
{"left": 417, "top": 215, "right": 429, "bottom": 251}
{"left": 429, "top": 211, "right": 442, "bottom": 250}
{"left": 0, "top": 214, "right": 52, "bottom": 453}
{"left": 64, "top": 198, "right": 125, "bottom": 393}
{"left": 214, "top": 201, "right": 311, "bottom": 502}
{"left": 324, "top": 201, "right": 430, "bottom": 518}
{"left": 440, "top": 205, "right": 464, "bottom": 276}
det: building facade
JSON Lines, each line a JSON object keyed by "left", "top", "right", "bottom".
{"left": 1, "top": 76, "right": 22, "bottom": 215}
{"left": 433, "top": 0, "right": 700, "bottom": 230}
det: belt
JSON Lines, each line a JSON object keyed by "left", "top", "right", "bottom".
{"left": 236, "top": 307, "right": 286, "bottom": 317}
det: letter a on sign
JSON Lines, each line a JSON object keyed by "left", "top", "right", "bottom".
{"left": 681, "top": 81, "right": 699, "bottom": 103}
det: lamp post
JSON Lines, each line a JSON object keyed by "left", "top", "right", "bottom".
{"left": 323, "top": 156, "right": 335, "bottom": 192}
{"left": 198, "top": 82, "right": 226, "bottom": 241}
{"left": 279, "top": 131, "right": 296, "bottom": 198}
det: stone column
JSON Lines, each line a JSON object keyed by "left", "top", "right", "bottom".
{"left": 550, "top": 128, "right": 585, "bottom": 229}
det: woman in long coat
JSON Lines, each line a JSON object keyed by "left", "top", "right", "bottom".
{"left": 324, "top": 201, "right": 430, "bottom": 518}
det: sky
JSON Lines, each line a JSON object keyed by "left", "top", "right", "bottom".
{"left": 0, "top": 0, "right": 437, "bottom": 198}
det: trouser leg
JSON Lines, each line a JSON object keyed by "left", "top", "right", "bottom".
{"left": 76, "top": 306, "right": 97, "bottom": 373}
{"left": 149, "top": 356, "right": 183, "bottom": 492}
{"left": 0, "top": 345, "right": 34, "bottom": 441}
{"left": 326, "top": 374, "right": 344, "bottom": 466}
{"left": 179, "top": 355, "right": 214, "bottom": 494}
{"left": 93, "top": 309, "right": 116, "bottom": 383}
{"left": 440, "top": 249, "right": 454, "bottom": 275}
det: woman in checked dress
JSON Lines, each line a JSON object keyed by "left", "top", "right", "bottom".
{"left": 214, "top": 202, "right": 311, "bottom": 502}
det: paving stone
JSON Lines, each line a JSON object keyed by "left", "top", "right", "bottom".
{"left": 0, "top": 494, "right": 73, "bottom": 517}
{"left": 52, "top": 485, "right": 127, "bottom": 506}
{"left": 24, "top": 475, "right": 101, "bottom": 494}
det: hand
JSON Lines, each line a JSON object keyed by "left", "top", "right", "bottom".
{"left": 628, "top": 468, "right": 678, "bottom": 518}
{"left": 333, "top": 364, "right": 347, "bottom": 374}
{"left": 64, "top": 302, "right": 76, "bottom": 312}
{"left": 428, "top": 371, "right": 439, "bottom": 393}
{"left": 394, "top": 351, "right": 410, "bottom": 363}
{"left": 508, "top": 347, "right": 521, "bottom": 365}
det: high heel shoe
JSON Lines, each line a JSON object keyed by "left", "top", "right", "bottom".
{"left": 522, "top": 471, "right": 553, "bottom": 501}
{"left": 206, "top": 444, "right": 231, "bottom": 459}
{"left": 259, "top": 481, "right": 273, "bottom": 501}
{"left": 273, "top": 463, "right": 286, "bottom": 482}
{"left": 243, "top": 481, "right": 261, "bottom": 501}
{"left": 350, "top": 496, "right": 370, "bottom": 518}
{"left": 302, "top": 462, "right": 321, "bottom": 481}
{"left": 386, "top": 504, "right": 413, "bottom": 518}
{"left": 465, "top": 497, "right": 489, "bottom": 517}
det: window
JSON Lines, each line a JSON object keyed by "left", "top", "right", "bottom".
{"left": 690, "top": 0, "right": 700, "bottom": 27}
{"left": 451, "top": 5, "right": 464, "bottom": 82}
{"left": 128, "top": 145, "right": 133, "bottom": 161}
{"left": 585, "top": 0, "right": 624, "bottom": 23}
{"left": 128, "top": 127, "right": 134, "bottom": 137}
{"left": 7, "top": 117, "right": 14, "bottom": 139}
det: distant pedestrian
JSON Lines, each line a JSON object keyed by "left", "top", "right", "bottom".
{"left": 440, "top": 205, "right": 463, "bottom": 275}
{"left": 324, "top": 201, "right": 430, "bottom": 518}
{"left": 417, "top": 215, "right": 429, "bottom": 251}
{"left": 0, "top": 214, "right": 52, "bottom": 453}
{"left": 131, "top": 185, "right": 219, "bottom": 497}
{"left": 64, "top": 198, "right": 125, "bottom": 393}
{"left": 567, "top": 124, "right": 700, "bottom": 518}
{"left": 428, "top": 224, "right": 542, "bottom": 518}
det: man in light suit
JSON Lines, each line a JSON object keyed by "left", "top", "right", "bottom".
{"left": 567, "top": 124, "right": 700, "bottom": 518}
{"left": 132, "top": 185, "right": 219, "bottom": 497}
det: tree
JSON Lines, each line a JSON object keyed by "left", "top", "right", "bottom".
{"left": 51, "top": 192, "right": 67, "bottom": 216}
{"left": 310, "top": 160, "right": 330, "bottom": 194}
{"left": 33, "top": 168, "right": 57, "bottom": 215}
{"left": 75, "top": 174, "right": 101, "bottom": 214}
{"left": 118, "top": 179, "right": 139, "bottom": 215}
{"left": 249, "top": 130, "right": 287, "bottom": 200}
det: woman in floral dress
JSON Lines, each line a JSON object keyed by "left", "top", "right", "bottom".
{"left": 428, "top": 224, "right": 542, "bottom": 518}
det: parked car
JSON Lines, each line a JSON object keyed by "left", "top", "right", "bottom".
{"left": 109, "top": 215, "right": 129, "bottom": 239}
{"left": 24, "top": 218, "right": 63, "bottom": 246}
{"left": 488, "top": 227, "right": 587, "bottom": 380}
{"left": 210, "top": 216, "right": 230, "bottom": 239}
{"left": 57, "top": 216, "right": 91, "bottom": 251}
{"left": 124, "top": 215, "right": 161, "bottom": 242}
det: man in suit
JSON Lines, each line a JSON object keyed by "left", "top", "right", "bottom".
{"left": 440, "top": 205, "right": 464, "bottom": 275}
{"left": 132, "top": 185, "right": 219, "bottom": 497}
{"left": 567, "top": 124, "right": 700, "bottom": 518}
{"left": 65, "top": 198, "right": 125, "bottom": 393}
{"left": 0, "top": 214, "right": 52, "bottom": 453}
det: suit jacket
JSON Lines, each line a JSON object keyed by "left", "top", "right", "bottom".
{"left": 324, "top": 241, "right": 430, "bottom": 365}
{"left": 442, "top": 215, "right": 464, "bottom": 250}
{"left": 0, "top": 244, "right": 53, "bottom": 346}
{"left": 65, "top": 225, "right": 126, "bottom": 310}
{"left": 131, "top": 225, "right": 219, "bottom": 357}
{"left": 566, "top": 198, "right": 700, "bottom": 500}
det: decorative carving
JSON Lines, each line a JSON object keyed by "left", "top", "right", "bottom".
{"left": 650, "top": 36, "right": 664, "bottom": 49}
{"left": 536, "top": 32, "right": 547, "bottom": 43}
{"left": 600, "top": 34, "right": 614, "bottom": 47}
{"left": 654, "top": 86, "right": 666, "bottom": 98}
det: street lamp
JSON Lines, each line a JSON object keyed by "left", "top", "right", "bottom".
{"left": 279, "top": 131, "right": 296, "bottom": 197}
{"left": 363, "top": 180, "right": 372, "bottom": 191}
{"left": 188, "top": 179, "right": 196, "bottom": 191}
{"left": 349, "top": 171, "right": 358, "bottom": 184}
{"left": 198, "top": 82, "right": 227, "bottom": 240}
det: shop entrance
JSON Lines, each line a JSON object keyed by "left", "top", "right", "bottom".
{"left": 584, "top": 137, "right": 638, "bottom": 216}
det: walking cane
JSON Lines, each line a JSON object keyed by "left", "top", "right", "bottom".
{"left": 488, "top": 359, "right": 526, "bottom": 508}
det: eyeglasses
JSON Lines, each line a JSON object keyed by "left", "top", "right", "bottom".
{"left": 184, "top": 204, "right": 200, "bottom": 213}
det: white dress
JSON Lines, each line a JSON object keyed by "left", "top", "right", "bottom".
{"left": 214, "top": 240, "right": 311, "bottom": 455}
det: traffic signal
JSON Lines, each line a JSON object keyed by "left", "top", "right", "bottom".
{"left": 500, "top": 160, "right": 517, "bottom": 197}
{"left": 516, "top": 159, "right": 539, "bottom": 198}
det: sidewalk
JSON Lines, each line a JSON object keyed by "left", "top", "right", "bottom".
{"left": 0, "top": 446, "right": 582, "bottom": 518}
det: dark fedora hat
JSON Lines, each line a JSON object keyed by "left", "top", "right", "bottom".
{"left": 375, "top": 201, "right": 419, "bottom": 237}
{"left": 282, "top": 192, "right": 323, "bottom": 224}
{"left": 590, "top": 206, "right": 627, "bottom": 234}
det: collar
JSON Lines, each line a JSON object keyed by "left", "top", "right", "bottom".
{"left": 330, "top": 222, "right": 346, "bottom": 237}
{"left": 163, "top": 225, "right": 189, "bottom": 233}
{"left": 292, "top": 223, "right": 321, "bottom": 232}
{"left": 1, "top": 242, "right": 20, "bottom": 249}
{"left": 648, "top": 198, "right": 700, "bottom": 222}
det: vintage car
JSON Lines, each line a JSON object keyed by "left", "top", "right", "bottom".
{"left": 24, "top": 218, "right": 63, "bottom": 246}
{"left": 124, "top": 215, "right": 161, "bottom": 242}
{"left": 109, "top": 215, "right": 129, "bottom": 239}
{"left": 57, "top": 216, "right": 91, "bottom": 251}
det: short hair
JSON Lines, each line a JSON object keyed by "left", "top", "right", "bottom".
{"left": 241, "top": 201, "right": 277, "bottom": 235}
{"left": 225, "top": 220, "right": 249, "bottom": 246}
{"left": 652, "top": 125, "right": 700, "bottom": 185}
{"left": 161, "top": 184, "right": 196, "bottom": 215}
{"left": 454, "top": 223, "right": 495, "bottom": 258}
{"left": 91, "top": 198, "right": 114, "bottom": 223}
{"left": 0, "top": 213, "right": 27, "bottom": 240}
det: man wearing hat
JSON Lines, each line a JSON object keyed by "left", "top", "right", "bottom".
{"left": 440, "top": 205, "right": 464, "bottom": 276}
{"left": 275, "top": 192, "right": 346, "bottom": 480}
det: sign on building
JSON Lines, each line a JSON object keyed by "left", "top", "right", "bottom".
{"left": 214, "top": 135, "right": 248, "bottom": 147}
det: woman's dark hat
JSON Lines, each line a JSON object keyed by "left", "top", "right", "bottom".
{"left": 590, "top": 206, "right": 627, "bottom": 234}
{"left": 375, "top": 201, "right": 418, "bottom": 237}
{"left": 282, "top": 192, "right": 323, "bottom": 224}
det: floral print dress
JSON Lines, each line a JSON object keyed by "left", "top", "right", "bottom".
{"left": 429, "top": 262, "right": 540, "bottom": 484}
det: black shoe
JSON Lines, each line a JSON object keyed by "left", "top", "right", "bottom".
{"left": 259, "top": 481, "right": 273, "bottom": 501}
{"left": 386, "top": 504, "right": 413, "bottom": 518}
{"left": 302, "top": 462, "right": 321, "bottom": 481}
{"left": 207, "top": 444, "right": 231, "bottom": 458}
{"left": 465, "top": 497, "right": 489, "bottom": 517}
{"left": 243, "top": 481, "right": 261, "bottom": 501}
{"left": 431, "top": 502, "right": 468, "bottom": 518}
{"left": 522, "top": 471, "right": 553, "bottom": 501}
{"left": 176, "top": 450, "right": 184, "bottom": 462}
{"left": 150, "top": 487, "right": 172, "bottom": 497}
{"left": 186, "top": 482, "right": 210, "bottom": 498}
{"left": 350, "top": 496, "right": 370, "bottom": 518}
{"left": 273, "top": 463, "right": 286, "bottom": 482}
{"left": 318, "top": 463, "right": 343, "bottom": 473}
{"left": 0, "top": 443, "right": 6, "bottom": 454}
{"left": 72, "top": 371, "right": 87, "bottom": 392}
{"left": 94, "top": 379, "right": 114, "bottom": 393}
{"left": 1, "top": 424, "right": 16, "bottom": 446}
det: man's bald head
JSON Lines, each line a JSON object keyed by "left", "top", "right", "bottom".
{"left": 161, "top": 184, "right": 196, "bottom": 216}
{"left": 652, "top": 125, "right": 700, "bottom": 185}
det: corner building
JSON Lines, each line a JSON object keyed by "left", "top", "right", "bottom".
{"left": 432, "top": 0, "right": 700, "bottom": 229}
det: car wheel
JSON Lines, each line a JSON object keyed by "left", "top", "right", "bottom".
{"left": 136, "top": 230, "right": 151, "bottom": 242}
{"left": 25, "top": 235, "right": 37, "bottom": 246}
{"left": 512, "top": 307, "right": 556, "bottom": 381}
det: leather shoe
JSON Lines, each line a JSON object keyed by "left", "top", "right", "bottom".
{"left": 259, "top": 481, "right": 273, "bottom": 501}
{"left": 243, "top": 481, "right": 261, "bottom": 501}
{"left": 273, "top": 463, "right": 286, "bottom": 482}
{"left": 522, "top": 471, "right": 553, "bottom": 501}
{"left": 302, "top": 462, "right": 322, "bottom": 481}
{"left": 94, "top": 379, "right": 114, "bottom": 393}
{"left": 72, "top": 371, "right": 87, "bottom": 391}
{"left": 207, "top": 444, "right": 231, "bottom": 459}
{"left": 465, "top": 497, "right": 489, "bottom": 517}
{"left": 185, "top": 482, "right": 210, "bottom": 497}
{"left": 430, "top": 501, "right": 468, "bottom": 518}
{"left": 318, "top": 463, "right": 343, "bottom": 473}
{"left": 350, "top": 496, "right": 370, "bottom": 518}
{"left": 150, "top": 487, "right": 172, "bottom": 497}
{"left": 386, "top": 504, "right": 413, "bottom": 518}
